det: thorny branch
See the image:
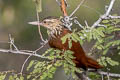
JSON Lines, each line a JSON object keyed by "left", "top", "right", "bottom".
{"left": 0, "top": 48, "right": 47, "bottom": 59}
{"left": 59, "top": 0, "right": 120, "bottom": 31}
{"left": 36, "top": 11, "right": 46, "bottom": 42}
{"left": 9, "top": 34, "right": 19, "bottom": 51}
{"left": 70, "top": 0, "right": 85, "bottom": 17}
{"left": 91, "top": 0, "right": 117, "bottom": 29}
{"left": 97, "top": 71, "right": 120, "bottom": 78}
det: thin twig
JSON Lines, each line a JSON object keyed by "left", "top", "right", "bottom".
{"left": 81, "top": 4, "right": 101, "bottom": 15}
{"left": 97, "top": 24, "right": 107, "bottom": 28}
{"left": 9, "top": 34, "right": 19, "bottom": 51}
{"left": 106, "top": 68, "right": 110, "bottom": 80}
{"left": 101, "top": 74, "right": 104, "bottom": 80}
{"left": 0, "top": 70, "right": 15, "bottom": 74}
{"left": 70, "top": 0, "right": 85, "bottom": 17}
{"left": 56, "top": 0, "right": 61, "bottom": 6}
{"left": 0, "top": 48, "right": 48, "bottom": 59}
{"left": 36, "top": 11, "right": 45, "bottom": 42}
{"left": 91, "top": 0, "right": 116, "bottom": 29}
{"left": 35, "top": 40, "right": 48, "bottom": 52}
{"left": 85, "top": 20, "right": 89, "bottom": 28}
{"left": 20, "top": 50, "right": 34, "bottom": 53}
{"left": 107, "top": 15, "right": 120, "bottom": 19}
{"left": 20, "top": 55, "right": 32, "bottom": 74}
{"left": 105, "top": 0, "right": 115, "bottom": 16}
{"left": 74, "top": 19, "right": 84, "bottom": 29}
{"left": 97, "top": 71, "right": 120, "bottom": 78}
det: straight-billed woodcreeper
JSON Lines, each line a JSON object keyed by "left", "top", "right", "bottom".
{"left": 29, "top": 17, "right": 103, "bottom": 71}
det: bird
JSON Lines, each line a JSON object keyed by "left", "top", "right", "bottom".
{"left": 29, "top": 16, "right": 103, "bottom": 71}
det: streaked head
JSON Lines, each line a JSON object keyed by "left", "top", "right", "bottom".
{"left": 28, "top": 17, "right": 62, "bottom": 30}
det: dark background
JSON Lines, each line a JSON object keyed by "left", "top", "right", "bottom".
{"left": 0, "top": 0, "right": 120, "bottom": 80}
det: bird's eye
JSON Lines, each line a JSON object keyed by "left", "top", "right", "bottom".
{"left": 43, "top": 21, "right": 46, "bottom": 23}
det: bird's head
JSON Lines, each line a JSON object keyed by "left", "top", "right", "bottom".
{"left": 28, "top": 17, "right": 63, "bottom": 31}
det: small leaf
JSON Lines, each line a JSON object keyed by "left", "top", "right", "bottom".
{"left": 106, "top": 57, "right": 119, "bottom": 66}
{"left": 100, "top": 57, "right": 107, "bottom": 66}
{"left": 27, "top": 60, "right": 35, "bottom": 70}
{"left": 103, "top": 48, "right": 109, "bottom": 55}
{"left": 27, "top": 75, "right": 31, "bottom": 79}
{"left": 68, "top": 39, "right": 72, "bottom": 49}
{"left": 47, "top": 64, "right": 52, "bottom": 70}
{"left": 20, "top": 76, "right": 24, "bottom": 80}
{"left": 0, "top": 74, "right": 6, "bottom": 80}
{"left": 102, "top": 20, "right": 109, "bottom": 23}
{"left": 71, "top": 33, "right": 80, "bottom": 42}
{"left": 9, "top": 75, "right": 14, "bottom": 80}
{"left": 61, "top": 34, "right": 70, "bottom": 44}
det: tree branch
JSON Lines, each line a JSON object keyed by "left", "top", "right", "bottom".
{"left": 0, "top": 48, "right": 47, "bottom": 59}
{"left": 97, "top": 71, "right": 120, "bottom": 78}
{"left": 60, "top": 0, "right": 68, "bottom": 16}
{"left": 20, "top": 55, "right": 32, "bottom": 74}
{"left": 91, "top": 0, "right": 116, "bottom": 29}
{"left": 36, "top": 11, "right": 46, "bottom": 42}
{"left": 70, "top": 0, "right": 85, "bottom": 17}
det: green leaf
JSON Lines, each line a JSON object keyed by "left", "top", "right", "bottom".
{"left": 103, "top": 48, "right": 109, "bottom": 55}
{"left": 54, "top": 60, "right": 63, "bottom": 67}
{"left": 47, "top": 64, "right": 52, "bottom": 70}
{"left": 68, "top": 39, "right": 72, "bottom": 49}
{"left": 0, "top": 74, "right": 6, "bottom": 80}
{"left": 86, "top": 31, "right": 92, "bottom": 42}
{"left": 27, "top": 75, "right": 31, "bottom": 79}
{"left": 100, "top": 57, "right": 107, "bottom": 66}
{"left": 61, "top": 34, "right": 70, "bottom": 44}
{"left": 96, "top": 27, "right": 105, "bottom": 37}
{"left": 9, "top": 75, "right": 14, "bottom": 80}
{"left": 97, "top": 46, "right": 103, "bottom": 50}
{"left": 27, "top": 60, "right": 35, "bottom": 70}
{"left": 20, "top": 76, "right": 24, "bottom": 80}
{"left": 43, "top": 48, "right": 54, "bottom": 56}
{"left": 16, "top": 78, "right": 20, "bottom": 80}
{"left": 106, "top": 57, "right": 119, "bottom": 66}
{"left": 71, "top": 33, "right": 80, "bottom": 42}
{"left": 102, "top": 20, "right": 109, "bottom": 23}
{"left": 34, "top": 62, "right": 42, "bottom": 68}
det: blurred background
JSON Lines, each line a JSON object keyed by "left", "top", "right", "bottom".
{"left": 0, "top": 0, "right": 120, "bottom": 80}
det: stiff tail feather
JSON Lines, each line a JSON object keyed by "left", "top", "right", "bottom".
{"left": 86, "top": 57, "right": 103, "bottom": 69}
